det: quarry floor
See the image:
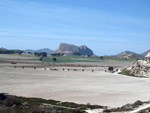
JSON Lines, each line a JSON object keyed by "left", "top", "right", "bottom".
{"left": 1, "top": 61, "right": 150, "bottom": 108}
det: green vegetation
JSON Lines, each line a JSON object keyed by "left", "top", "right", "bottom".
{"left": 34, "top": 52, "right": 47, "bottom": 57}
{"left": 103, "top": 56, "right": 136, "bottom": 61}
{"left": 119, "top": 68, "right": 135, "bottom": 77}
{"left": 42, "top": 56, "right": 135, "bottom": 63}
{"left": 51, "top": 53, "right": 64, "bottom": 57}
{"left": 108, "top": 66, "right": 114, "bottom": 72}
{"left": 0, "top": 48, "right": 23, "bottom": 54}
{"left": 12, "top": 53, "right": 36, "bottom": 57}
{"left": 103, "top": 100, "right": 144, "bottom": 112}
{"left": 52, "top": 58, "right": 57, "bottom": 62}
{"left": 119, "top": 69, "right": 131, "bottom": 75}
{"left": 119, "top": 68, "right": 148, "bottom": 78}
{"left": 99, "top": 56, "right": 104, "bottom": 60}
{"left": 0, "top": 58, "right": 40, "bottom": 61}
{"left": 0, "top": 53, "right": 39, "bottom": 61}
{"left": 73, "top": 52, "right": 82, "bottom": 56}
{"left": 0, "top": 94, "right": 105, "bottom": 113}
{"left": 1, "top": 94, "right": 147, "bottom": 113}
{"left": 0, "top": 53, "right": 135, "bottom": 63}
{"left": 39, "top": 57, "right": 44, "bottom": 61}
{"left": 42, "top": 56, "right": 104, "bottom": 62}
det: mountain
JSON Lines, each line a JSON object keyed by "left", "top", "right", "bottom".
{"left": 35, "top": 48, "right": 53, "bottom": 53}
{"left": 119, "top": 51, "right": 135, "bottom": 55}
{"left": 141, "top": 49, "right": 150, "bottom": 57}
{"left": 24, "top": 49, "right": 35, "bottom": 53}
{"left": 24, "top": 48, "right": 53, "bottom": 54}
{"left": 53, "top": 43, "right": 94, "bottom": 56}
{"left": 111, "top": 51, "right": 144, "bottom": 59}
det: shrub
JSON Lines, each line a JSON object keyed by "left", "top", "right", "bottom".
{"left": 108, "top": 67, "right": 113, "bottom": 71}
{"left": 40, "top": 57, "right": 43, "bottom": 61}
{"left": 53, "top": 58, "right": 57, "bottom": 62}
{"left": 72, "top": 109, "right": 84, "bottom": 113}
{"left": 133, "top": 100, "right": 143, "bottom": 107}
{"left": 0, "top": 107, "right": 11, "bottom": 113}
{"left": 119, "top": 69, "right": 135, "bottom": 76}
{"left": 103, "top": 109, "right": 111, "bottom": 112}
{"left": 100, "top": 56, "right": 104, "bottom": 60}
{"left": 30, "top": 105, "right": 44, "bottom": 113}
{"left": 85, "top": 103, "right": 91, "bottom": 109}
{"left": 4, "top": 96, "right": 19, "bottom": 107}
{"left": 0, "top": 94, "right": 7, "bottom": 100}
{"left": 41, "top": 52, "right": 47, "bottom": 57}
{"left": 120, "top": 69, "right": 131, "bottom": 75}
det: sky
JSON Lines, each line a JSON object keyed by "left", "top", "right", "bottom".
{"left": 0, "top": 0, "right": 150, "bottom": 55}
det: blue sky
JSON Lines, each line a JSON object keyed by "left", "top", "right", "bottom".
{"left": 0, "top": 0, "right": 150, "bottom": 55}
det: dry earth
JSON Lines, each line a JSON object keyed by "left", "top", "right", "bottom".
{"left": 0, "top": 60, "right": 150, "bottom": 108}
{"left": 0, "top": 54, "right": 38, "bottom": 59}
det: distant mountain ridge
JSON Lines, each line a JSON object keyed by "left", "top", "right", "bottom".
{"left": 118, "top": 51, "right": 135, "bottom": 55}
{"left": 24, "top": 48, "right": 53, "bottom": 54}
{"left": 54, "top": 43, "right": 94, "bottom": 56}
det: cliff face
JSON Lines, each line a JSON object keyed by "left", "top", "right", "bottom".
{"left": 79, "top": 45, "right": 94, "bottom": 56}
{"left": 54, "top": 43, "right": 94, "bottom": 56}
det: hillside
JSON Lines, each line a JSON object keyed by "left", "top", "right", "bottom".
{"left": 120, "top": 53, "right": 150, "bottom": 77}
{"left": 111, "top": 51, "right": 143, "bottom": 59}
{"left": 141, "top": 49, "right": 150, "bottom": 57}
{"left": 54, "top": 43, "right": 94, "bottom": 56}
{"left": 24, "top": 48, "right": 53, "bottom": 54}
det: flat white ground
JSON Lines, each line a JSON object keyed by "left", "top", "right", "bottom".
{"left": 0, "top": 66, "right": 150, "bottom": 108}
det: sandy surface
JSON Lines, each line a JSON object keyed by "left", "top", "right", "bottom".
{"left": 73, "top": 60, "right": 133, "bottom": 67}
{"left": 0, "top": 65, "right": 150, "bottom": 108}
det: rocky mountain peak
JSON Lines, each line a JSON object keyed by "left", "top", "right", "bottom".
{"left": 80, "top": 45, "right": 87, "bottom": 48}
{"left": 54, "top": 43, "right": 94, "bottom": 56}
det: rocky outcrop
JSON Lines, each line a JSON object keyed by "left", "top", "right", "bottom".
{"left": 141, "top": 49, "right": 150, "bottom": 57}
{"left": 126, "top": 60, "right": 150, "bottom": 77}
{"left": 53, "top": 43, "right": 94, "bottom": 56}
{"left": 121, "top": 53, "right": 150, "bottom": 77}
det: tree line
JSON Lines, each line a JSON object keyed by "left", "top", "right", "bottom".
{"left": 34, "top": 52, "right": 47, "bottom": 57}
{"left": 0, "top": 48, "right": 23, "bottom": 54}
